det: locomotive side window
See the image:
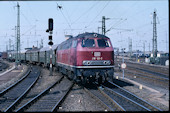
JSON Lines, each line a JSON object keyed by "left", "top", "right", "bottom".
{"left": 82, "top": 39, "right": 95, "bottom": 47}
{"left": 72, "top": 40, "right": 77, "bottom": 48}
{"left": 97, "top": 39, "right": 110, "bottom": 47}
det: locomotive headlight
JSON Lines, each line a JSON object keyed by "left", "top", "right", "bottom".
{"left": 103, "top": 60, "right": 111, "bottom": 65}
{"left": 87, "top": 61, "right": 91, "bottom": 65}
{"left": 83, "top": 61, "right": 91, "bottom": 65}
{"left": 83, "top": 61, "right": 86, "bottom": 65}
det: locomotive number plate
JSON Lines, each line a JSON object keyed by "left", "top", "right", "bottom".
{"left": 92, "top": 57, "right": 103, "bottom": 60}
{"left": 94, "top": 52, "right": 101, "bottom": 57}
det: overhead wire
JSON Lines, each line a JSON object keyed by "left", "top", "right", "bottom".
{"left": 84, "top": 1, "right": 110, "bottom": 31}
{"left": 56, "top": 2, "right": 72, "bottom": 35}
{"left": 60, "top": 2, "right": 72, "bottom": 27}
{"left": 20, "top": 11, "right": 32, "bottom": 26}
{"left": 26, "top": 2, "right": 37, "bottom": 21}
{"left": 71, "top": 1, "right": 100, "bottom": 25}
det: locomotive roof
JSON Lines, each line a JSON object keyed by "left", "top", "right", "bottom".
{"left": 74, "top": 32, "right": 109, "bottom": 39}
{"left": 58, "top": 32, "right": 110, "bottom": 46}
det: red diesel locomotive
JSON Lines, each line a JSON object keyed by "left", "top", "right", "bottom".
{"left": 56, "top": 32, "right": 114, "bottom": 84}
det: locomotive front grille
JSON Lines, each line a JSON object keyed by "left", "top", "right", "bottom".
{"left": 83, "top": 60, "right": 111, "bottom": 66}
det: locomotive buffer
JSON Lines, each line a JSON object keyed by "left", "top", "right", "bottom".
{"left": 46, "top": 18, "right": 53, "bottom": 76}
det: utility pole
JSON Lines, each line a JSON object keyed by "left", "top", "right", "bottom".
{"left": 143, "top": 41, "right": 145, "bottom": 57}
{"left": 128, "top": 37, "right": 132, "bottom": 58}
{"left": 6, "top": 41, "right": 8, "bottom": 52}
{"left": 35, "top": 19, "right": 38, "bottom": 48}
{"left": 152, "top": 10, "right": 158, "bottom": 58}
{"left": 13, "top": 26, "right": 17, "bottom": 51}
{"left": 15, "top": 2, "right": 21, "bottom": 68}
{"left": 98, "top": 27, "right": 101, "bottom": 34}
{"left": 165, "top": 31, "right": 168, "bottom": 52}
{"left": 102, "top": 16, "right": 105, "bottom": 35}
{"left": 9, "top": 38, "right": 11, "bottom": 51}
{"left": 101, "top": 16, "right": 110, "bottom": 35}
{"left": 40, "top": 38, "right": 43, "bottom": 48}
{"left": 149, "top": 43, "right": 150, "bottom": 52}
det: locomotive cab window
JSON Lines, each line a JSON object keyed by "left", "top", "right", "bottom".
{"left": 82, "top": 39, "right": 95, "bottom": 47}
{"left": 97, "top": 39, "right": 110, "bottom": 47}
{"left": 72, "top": 40, "right": 77, "bottom": 48}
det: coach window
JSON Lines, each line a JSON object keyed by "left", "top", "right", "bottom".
{"left": 97, "top": 39, "right": 110, "bottom": 47}
{"left": 82, "top": 39, "right": 95, "bottom": 47}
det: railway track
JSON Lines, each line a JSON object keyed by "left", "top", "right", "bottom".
{"left": 115, "top": 60, "right": 169, "bottom": 89}
{"left": 125, "top": 67, "right": 169, "bottom": 82}
{"left": 115, "top": 57, "right": 169, "bottom": 76}
{"left": 0, "top": 61, "right": 166, "bottom": 111}
{"left": 0, "top": 61, "right": 8, "bottom": 72}
{"left": 0, "top": 66, "right": 40, "bottom": 112}
{"left": 101, "top": 81, "right": 162, "bottom": 111}
{"left": 126, "top": 61, "right": 168, "bottom": 76}
{"left": 83, "top": 80, "right": 162, "bottom": 111}
{"left": 83, "top": 84, "right": 121, "bottom": 111}
{"left": 126, "top": 63, "right": 169, "bottom": 80}
{"left": 115, "top": 60, "right": 169, "bottom": 83}
{"left": 15, "top": 76, "right": 74, "bottom": 112}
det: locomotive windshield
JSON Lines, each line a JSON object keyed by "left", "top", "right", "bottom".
{"left": 82, "top": 39, "right": 95, "bottom": 47}
{"left": 97, "top": 39, "right": 110, "bottom": 47}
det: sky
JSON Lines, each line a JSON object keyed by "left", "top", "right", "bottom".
{"left": 0, "top": 0, "right": 169, "bottom": 52}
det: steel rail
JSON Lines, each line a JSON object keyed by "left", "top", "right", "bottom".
{"left": 125, "top": 69, "right": 169, "bottom": 81}
{"left": 83, "top": 86, "right": 115, "bottom": 111}
{"left": 126, "top": 61, "right": 169, "bottom": 76}
{"left": 84, "top": 84, "right": 125, "bottom": 111}
{"left": 15, "top": 75, "right": 64, "bottom": 112}
{"left": 51, "top": 82, "right": 74, "bottom": 112}
{"left": 16, "top": 76, "right": 74, "bottom": 112}
{"left": 101, "top": 85, "right": 150, "bottom": 111}
{"left": 0, "top": 66, "right": 31, "bottom": 96}
{"left": 108, "top": 81, "right": 162, "bottom": 111}
{"left": 4, "top": 69, "right": 40, "bottom": 112}
{"left": 0, "top": 66, "right": 40, "bottom": 112}
{"left": 0, "top": 62, "right": 8, "bottom": 71}
{"left": 127, "top": 65, "right": 169, "bottom": 80}
{"left": 97, "top": 87, "right": 126, "bottom": 111}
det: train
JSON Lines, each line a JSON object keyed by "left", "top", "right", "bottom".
{"left": 7, "top": 32, "right": 115, "bottom": 84}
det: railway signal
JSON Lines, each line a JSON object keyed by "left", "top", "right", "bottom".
{"left": 48, "top": 36, "right": 53, "bottom": 45}
{"left": 48, "top": 18, "right": 53, "bottom": 31}
{"left": 49, "top": 36, "right": 52, "bottom": 40}
{"left": 47, "top": 18, "right": 53, "bottom": 46}
{"left": 46, "top": 18, "right": 54, "bottom": 76}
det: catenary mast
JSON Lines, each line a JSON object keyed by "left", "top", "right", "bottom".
{"left": 16, "top": 2, "right": 21, "bottom": 67}
{"left": 152, "top": 10, "right": 158, "bottom": 58}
